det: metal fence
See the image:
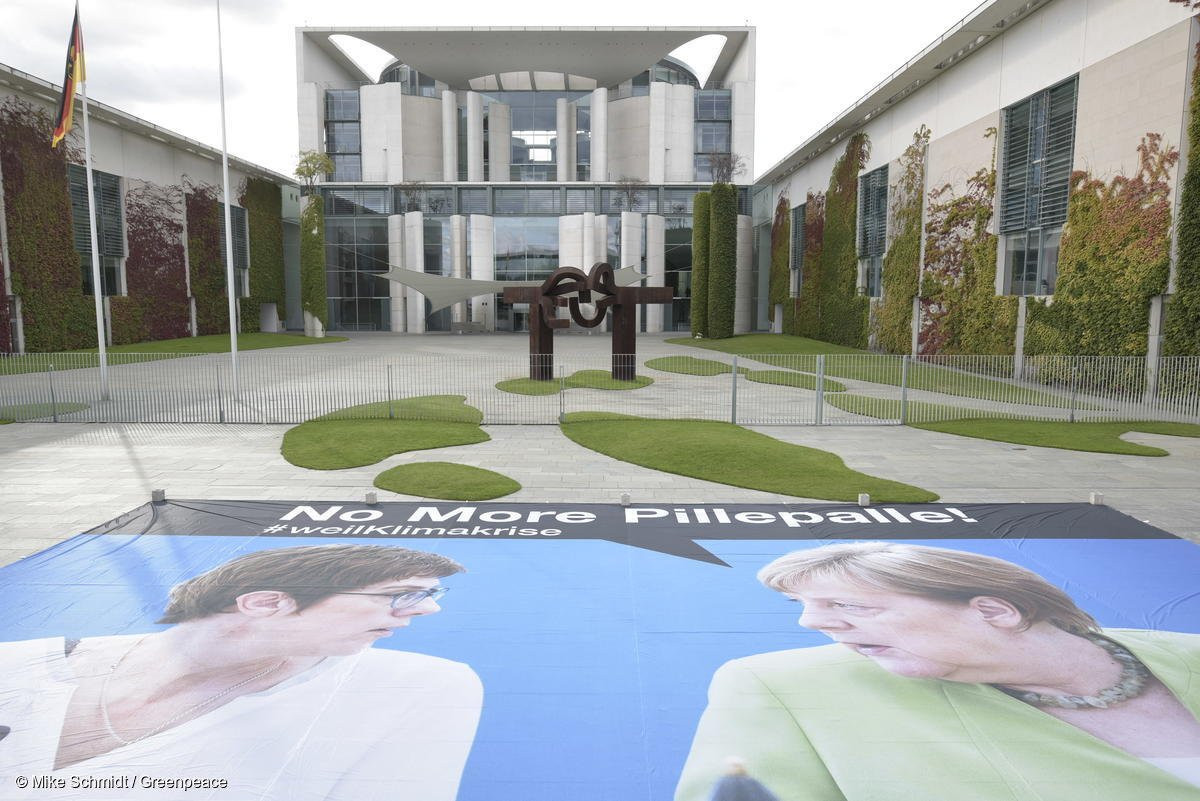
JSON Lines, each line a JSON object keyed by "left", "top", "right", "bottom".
{"left": 1, "top": 351, "right": 1197, "bottom": 426}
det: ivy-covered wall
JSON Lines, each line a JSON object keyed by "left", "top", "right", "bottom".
{"left": 1025, "top": 134, "right": 1178, "bottom": 356}
{"left": 919, "top": 129, "right": 1016, "bottom": 355}
{"left": 300, "top": 194, "right": 327, "bottom": 327}
{"left": 768, "top": 191, "right": 790, "bottom": 326}
{"left": 874, "top": 127, "right": 929, "bottom": 354}
{"left": 707, "top": 183, "right": 738, "bottom": 339}
{"left": 792, "top": 191, "right": 825, "bottom": 339}
{"left": 1164, "top": 41, "right": 1200, "bottom": 356}
{"left": 239, "top": 178, "right": 285, "bottom": 332}
{"left": 813, "top": 133, "right": 871, "bottom": 347}
{"left": 689, "top": 191, "right": 710, "bottom": 337}
{"left": 0, "top": 98, "right": 94, "bottom": 352}
{"left": 109, "top": 181, "right": 190, "bottom": 345}
{"left": 185, "top": 181, "right": 230, "bottom": 336}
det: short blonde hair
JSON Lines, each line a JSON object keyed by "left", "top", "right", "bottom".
{"left": 757, "top": 542, "right": 1097, "bottom": 635}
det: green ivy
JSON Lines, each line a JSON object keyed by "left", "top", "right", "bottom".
{"left": 768, "top": 191, "right": 790, "bottom": 323}
{"left": 1025, "top": 135, "right": 1177, "bottom": 356}
{"left": 707, "top": 183, "right": 738, "bottom": 339}
{"left": 1164, "top": 42, "right": 1200, "bottom": 356}
{"left": 874, "top": 126, "right": 929, "bottom": 354}
{"left": 792, "top": 191, "right": 825, "bottom": 338}
{"left": 815, "top": 133, "right": 870, "bottom": 347}
{"left": 185, "top": 182, "right": 230, "bottom": 335}
{"left": 238, "top": 178, "right": 285, "bottom": 332}
{"left": 689, "top": 192, "right": 710, "bottom": 337}
{"left": 110, "top": 180, "right": 189, "bottom": 344}
{"left": 300, "top": 194, "right": 327, "bottom": 326}
{"left": 919, "top": 128, "right": 1016, "bottom": 354}
{"left": 0, "top": 99, "right": 94, "bottom": 351}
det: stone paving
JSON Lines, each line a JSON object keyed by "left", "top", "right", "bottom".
{"left": 2, "top": 332, "right": 1197, "bottom": 566}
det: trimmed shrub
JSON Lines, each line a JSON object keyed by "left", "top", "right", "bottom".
{"left": 707, "top": 182, "right": 738, "bottom": 338}
{"left": 792, "top": 191, "right": 825, "bottom": 338}
{"left": 768, "top": 191, "right": 790, "bottom": 324}
{"left": 0, "top": 98, "right": 93, "bottom": 352}
{"left": 300, "top": 194, "right": 327, "bottom": 326}
{"left": 238, "top": 178, "right": 285, "bottom": 332}
{"left": 816, "top": 133, "right": 870, "bottom": 347}
{"left": 185, "top": 181, "right": 230, "bottom": 335}
{"left": 919, "top": 128, "right": 1016, "bottom": 354}
{"left": 1025, "top": 134, "right": 1178, "bottom": 356}
{"left": 689, "top": 192, "right": 710, "bottom": 337}
{"left": 110, "top": 180, "right": 190, "bottom": 344}
{"left": 1164, "top": 42, "right": 1200, "bottom": 356}
{"left": 874, "top": 126, "right": 929, "bottom": 354}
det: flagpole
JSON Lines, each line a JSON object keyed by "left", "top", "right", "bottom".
{"left": 216, "top": 0, "right": 238, "bottom": 396}
{"left": 76, "top": 3, "right": 108, "bottom": 400}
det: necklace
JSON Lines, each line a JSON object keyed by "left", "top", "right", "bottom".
{"left": 994, "top": 634, "right": 1150, "bottom": 710}
{"left": 99, "top": 636, "right": 285, "bottom": 746}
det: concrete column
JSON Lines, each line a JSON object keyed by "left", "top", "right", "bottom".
{"left": 646, "top": 214, "right": 665, "bottom": 333}
{"left": 469, "top": 215, "right": 495, "bottom": 330}
{"left": 734, "top": 215, "right": 753, "bottom": 334}
{"left": 1013, "top": 295, "right": 1028, "bottom": 380}
{"left": 387, "top": 214, "right": 407, "bottom": 332}
{"left": 466, "top": 91, "right": 484, "bottom": 182}
{"left": 404, "top": 211, "right": 425, "bottom": 333}
{"left": 451, "top": 214, "right": 467, "bottom": 324}
{"left": 297, "top": 83, "right": 324, "bottom": 155}
{"left": 582, "top": 211, "right": 597, "bottom": 268}
{"left": 648, "top": 82, "right": 668, "bottom": 184}
{"left": 488, "top": 102, "right": 511, "bottom": 182}
{"left": 665, "top": 84, "right": 695, "bottom": 182}
{"left": 441, "top": 91, "right": 458, "bottom": 182}
{"left": 559, "top": 215, "right": 584, "bottom": 269}
{"left": 1145, "top": 294, "right": 1166, "bottom": 400}
{"left": 590, "top": 88, "right": 607, "bottom": 182}
{"left": 556, "top": 97, "right": 574, "bottom": 182}
{"left": 593, "top": 214, "right": 609, "bottom": 266}
{"left": 620, "top": 212, "right": 642, "bottom": 271}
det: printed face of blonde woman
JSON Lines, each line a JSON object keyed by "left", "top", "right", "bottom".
{"left": 786, "top": 575, "right": 1021, "bottom": 682}
{"left": 254, "top": 576, "right": 446, "bottom": 656}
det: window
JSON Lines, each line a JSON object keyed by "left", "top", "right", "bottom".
{"left": 790, "top": 203, "right": 805, "bottom": 298}
{"left": 695, "top": 122, "right": 731, "bottom": 154}
{"left": 694, "top": 90, "right": 733, "bottom": 181}
{"left": 857, "top": 165, "right": 888, "bottom": 298}
{"left": 219, "top": 205, "right": 250, "bottom": 298}
{"left": 68, "top": 164, "right": 123, "bottom": 296}
{"left": 1000, "top": 76, "right": 1077, "bottom": 295}
{"left": 458, "top": 188, "right": 488, "bottom": 214}
{"left": 324, "top": 90, "right": 361, "bottom": 182}
{"left": 695, "top": 90, "right": 731, "bottom": 121}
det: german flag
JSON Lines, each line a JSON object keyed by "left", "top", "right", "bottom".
{"left": 51, "top": 4, "right": 85, "bottom": 148}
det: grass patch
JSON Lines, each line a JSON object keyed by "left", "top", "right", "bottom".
{"left": 374, "top": 462, "right": 521, "bottom": 500}
{"left": 559, "top": 412, "right": 937, "bottom": 502}
{"left": 497, "top": 370, "right": 652, "bottom": 395}
{"left": 824, "top": 394, "right": 979, "bottom": 422}
{"left": 0, "top": 402, "right": 90, "bottom": 421}
{"left": 744, "top": 370, "right": 846, "bottom": 392}
{"left": 668, "top": 335, "right": 1081, "bottom": 408}
{"left": 0, "top": 333, "right": 347, "bottom": 375}
{"left": 911, "top": 419, "right": 1200, "bottom": 456}
{"left": 646, "top": 356, "right": 746, "bottom": 376}
{"left": 283, "top": 395, "right": 487, "bottom": 469}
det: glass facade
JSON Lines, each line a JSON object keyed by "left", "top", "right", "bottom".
{"left": 694, "top": 90, "right": 733, "bottom": 181}
{"left": 480, "top": 91, "right": 592, "bottom": 182}
{"left": 325, "top": 217, "right": 390, "bottom": 331}
{"left": 324, "top": 90, "right": 361, "bottom": 181}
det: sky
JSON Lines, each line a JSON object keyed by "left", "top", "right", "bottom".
{"left": 0, "top": 0, "right": 987, "bottom": 181}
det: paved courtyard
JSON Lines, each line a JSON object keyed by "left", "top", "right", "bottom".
{"left": 2, "top": 332, "right": 1197, "bottom": 566}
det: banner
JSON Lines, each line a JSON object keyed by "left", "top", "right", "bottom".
{"left": 0, "top": 501, "right": 1197, "bottom": 800}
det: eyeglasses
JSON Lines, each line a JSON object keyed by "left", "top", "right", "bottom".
{"left": 336, "top": 587, "right": 449, "bottom": 610}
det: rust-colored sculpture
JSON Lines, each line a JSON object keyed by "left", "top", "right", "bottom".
{"left": 504, "top": 263, "right": 673, "bottom": 381}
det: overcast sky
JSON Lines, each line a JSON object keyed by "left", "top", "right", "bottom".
{"left": 0, "top": 0, "right": 986, "bottom": 181}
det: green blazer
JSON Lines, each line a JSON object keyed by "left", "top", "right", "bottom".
{"left": 674, "top": 629, "right": 1200, "bottom": 801}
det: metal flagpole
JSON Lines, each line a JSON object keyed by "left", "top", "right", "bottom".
{"left": 76, "top": 4, "right": 108, "bottom": 400}
{"left": 216, "top": 0, "right": 238, "bottom": 396}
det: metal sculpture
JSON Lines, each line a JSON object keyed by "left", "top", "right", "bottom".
{"left": 503, "top": 262, "right": 673, "bottom": 381}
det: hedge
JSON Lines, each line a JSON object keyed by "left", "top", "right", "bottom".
{"left": 110, "top": 180, "right": 190, "bottom": 344}
{"left": 874, "top": 126, "right": 929, "bottom": 354}
{"left": 815, "top": 133, "right": 870, "bottom": 348}
{"left": 768, "top": 191, "right": 790, "bottom": 324}
{"left": 689, "top": 192, "right": 710, "bottom": 337}
{"left": 238, "top": 178, "right": 285, "bottom": 332}
{"left": 0, "top": 98, "right": 94, "bottom": 352}
{"left": 919, "top": 128, "right": 1016, "bottom": 354}
{"left": 1025, "top": 134, "right": 1177, "bottom": 356}
{"left": 300, "top": 194, "right": 327, "bottom": 326}
{"left": 185, "top": 182, "right": 230, "bottom": 335}
{"left": 1164, "top": 41, "right": 1200, "bottom": 356}
{"left": 706, "top": 182, "right": 738, "bottom": 339}
{"left": 791, "top": 191, "right": 825, "bottom": 338}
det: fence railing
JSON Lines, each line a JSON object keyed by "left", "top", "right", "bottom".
{"left": 1, "top": 351, "right": 1197, "bottom": 426}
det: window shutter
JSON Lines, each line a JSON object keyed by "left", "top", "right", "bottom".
{"left": 1000, "top": 98, "right": 1032, "bottom": 233}
{"left": 1039, "top": 77, "right": 1077, "bottom": 228}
